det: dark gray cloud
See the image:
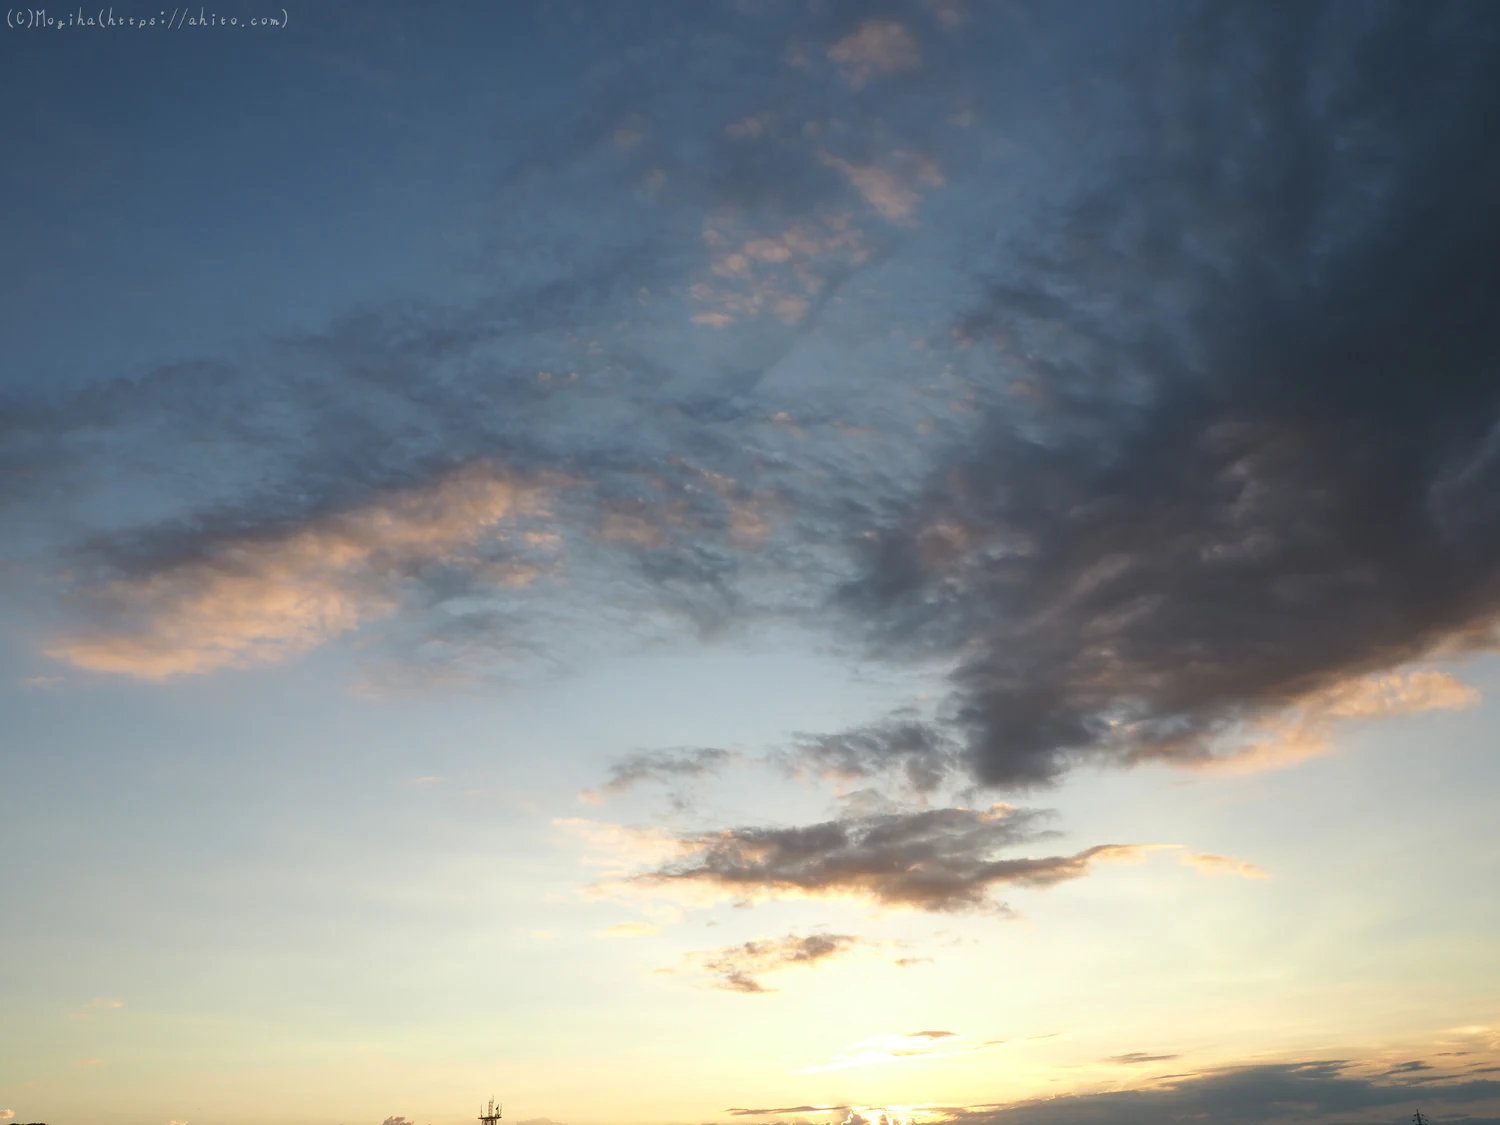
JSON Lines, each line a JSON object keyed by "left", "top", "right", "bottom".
{"left": 685, "top": 931, "right": 864, "bottom": 993}
{"left": 780, "top": 712, "right": 963, "bottom": 793}
{"left": 837, "top": 2, "right": 1500, "bottom": 784}
{"left": 622, "top": 804, "right": 1153, "bottom": 912}
{"left": 948, "top": 1060, "right": 1500, "bottom": 1125}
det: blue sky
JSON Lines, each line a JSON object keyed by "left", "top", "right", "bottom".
{"left": 2, "top": 3, "right": 1500, "bottom": 1125}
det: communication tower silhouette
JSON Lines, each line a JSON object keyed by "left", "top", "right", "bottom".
{"left": 1413, "top": 1113, "right": 1428, "bottom": 1125}
{"left": 480, "top": 1098, "right": 503, "bottom": 1125}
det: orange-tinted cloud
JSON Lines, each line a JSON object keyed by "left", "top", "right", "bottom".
{"left": 47, "top": 463, "right": 550, "bottom": 679}
{"left": 1200, "top": 669, "right": 1481, "bottom": 774}
{"left": 827, "top": 20, "right": 922, "bottom": 88}
{"left": 818, "top": 152, "right": 944, "bottom": 224}
{"left": 1180, "top": 852, "right": 1269, "bottom": 879}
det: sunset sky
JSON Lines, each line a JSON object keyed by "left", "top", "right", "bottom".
{"left": 2, "top": 3, "right": 1499, "bottom": 1125}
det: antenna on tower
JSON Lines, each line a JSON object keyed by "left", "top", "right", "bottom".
{"left": 480, "top": 1098, "right": 503, "bottom": 1125}
{"left": 1413, "top": 1113, "right": 1428, "bottom": 1125}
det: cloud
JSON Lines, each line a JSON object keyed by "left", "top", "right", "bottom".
{"left": 606, "top": 804, "right": 1164, "bottom": 913}
{"left": 47, "top": 462, "right": 549, "bottom": 679}
{"left": 1195, "top": 669, "right": 1481, "bottom": 774}
{"left": 1107, "top": 1052, "right": 1181, "bottom": 1065}
{"left": 779, "top": 713, "right": 964, "bottom": 794}
{"left": 691, "top": 216, "right": 871, "bottom": 328}
{"left": 381, "top": 1117, "right": 416, "bottom": 1125}
{"left": 836, "top": 4, "right": 1500, "bottom": 786}
{"left": 827, "top": 20, "right": 922, "bottom": 89}
{"left": 579, "top": 747, "right": 736, "bottom": 804}
{"left": 1, "top": 1111, "right": 13, "bottom": 1121}
{"left": 1179, "top": 853, "right": 1268, "bottom": 880}
{"left": 7, "top": 2, "right": 1497, "bottom": 812}
{"left": 817, "top": 152, "right": 944, "bottom": 224}
{"left": 943, "top": 1059, "right": 1500, "bottom": 1125}
{"left": 554, "top": 817, "right": 685, "bottom": 876}
{"left": 69, "top": 996, "right": 126, "bottom": 1020}
{"left": 677, "top": 931, "right": 864, "bottom": 993}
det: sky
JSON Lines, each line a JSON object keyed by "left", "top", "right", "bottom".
{"left": 2, "top": 2, "right": 1499, "bottom": 1124}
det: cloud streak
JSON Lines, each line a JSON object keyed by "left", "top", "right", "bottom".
{"left": 579, "top": 747, "right": 737, "bottom": 805}
{"left": 607, "top": 805, "right": 1165, "bottom": 914}
{"left": 47, "top": 463, "right": 550, "bottom": 679}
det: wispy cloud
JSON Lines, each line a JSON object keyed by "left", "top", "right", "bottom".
{"left": 1107, "top": 1051, "right": 1182, "bottom": 1065}
{"left": 1192, "top": 670, "right": 1481, "bottom": 774}
{"left": 1179, "top": 853, "right": 1268, "bottom": 880}
{"left": 673, "top": 932, "right": 864, "bottom": 993}
{"left": 817, "top": 152, "right": 944, "bottom": 224}
{"left": 579, "top": 747, "right": 737, "bottom": 805}
{"left": 47, "top": 463, "right": 551, "bottom": 679}
{"left": 68, "top": 997, "right": 125, "bottom": 1020}
{"left": 599, "top": 805, "right": 1167, "bottom": 914}
{"left": 827, "top": 20, "right": 922, "bottom": 89}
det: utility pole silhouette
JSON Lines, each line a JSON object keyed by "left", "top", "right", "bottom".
{"left": 480, "top": 1098, "right": 503, "bottom": 1125}
{"left": 1413, "top": 1112, "right": 1428, "bottom": 1125}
